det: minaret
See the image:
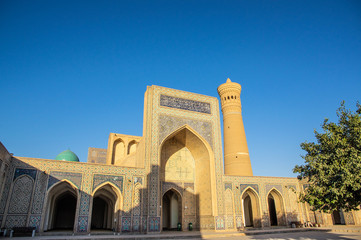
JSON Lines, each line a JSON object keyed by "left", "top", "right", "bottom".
{"left": 217, "top": 78, "right": 253, "bottom": 176}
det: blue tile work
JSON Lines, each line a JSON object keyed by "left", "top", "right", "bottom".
{"left": 132, "top": 217, "right": 140, "bottom": 231}
{"left": 160, "top": 95, "right": 211, "bottom": 114}
{"left": 235, "top": 215, "right": 243, "bottom": 229}
{"left": 79, "top": 192, "right": 90, "bottom": 216}
{"left": 29, "top": 215, "right": 41, "bottom": 231}
{"left": 13, "top": 168, "right": 37, "bottom": 181}
{"left": 31, "top": 172, "right": 48, "bottom": 214}
{"left": 77, "top": 216, "right": 88, "bottom": 232}
{"left": 265, "top": 184, "right": 283, "bottom": 194}
{"left": 47, "top": 171, "right": 82, "bottom": 189}
{"left": 224, "top": 182, "right": 232, "bottom": 191}
{"left": 148, "top": 217, "right": 160, "bottom": 232}
{"left": 215, "top": 216, "right": 225, "bottom": 230}
{"left": 122, "top": 217, "right": 131, "bottom": 232}
{"left": 134, "top": 177, "right": 142, "bottom": 185}
{"left": 142, "top": 217, "right": 147, "bottom": 232}
{"left": 92, "top": 174, "right": 123, "bottom": 192}
{"left": 239, "top": 184, "right": 259, "bottom": 194}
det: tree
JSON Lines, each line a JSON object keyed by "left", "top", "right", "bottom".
{"left": 294, "top": 102, "right": 361, "bottom": 212}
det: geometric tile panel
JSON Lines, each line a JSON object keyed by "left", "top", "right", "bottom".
{"left": 79, "top": 192, "right": 90, "bottom": 216}
{"left": 31, "top": 172, "right": 48, "bottom": 214}
{"left": 158, "top": 115, "right": 213, "bottom": 149}
{"left": 265, "top": 184, "right": 283, "bottom": 194}
{"left": 142, "top": 217, "right": 147, "bottom": 232}
{"left": 92, "top": 174, "right": 123, "bottom": 193}
{"left": 47, "top": 171, "right": 82, "bottom": 189}
{"left": 8, "top": 175, "right": 34, "bottom": 214}
{"left": 5, "top": 215, "right": 27, "bottom": 228}
{"left": 224, "top": 182, "right": 232, "bottom": 191}
{"left": 77, "top": 216, "right": 88, "bottom": 232}
{"left": 132, "top": 216, "right": 140, "bottom": 231}
{"left": 148, "top": 217, "right": 160, "bottom": 232}
{"left": 13, "top": 168, "right": 37, "bottom": 181}
{"left": 29, "top": 215, "right": 41, "bottom": 231}
{"left": 215, "top": 216, "right": 225, "bottom": 230}
{"left": 235, "top": 215, "right": 243, "bottom": 229}
{"left": 121, "top": 217, "right": 131, "bottom": 232}
{"left": 239, "top": 184, "right": 259, "bottom": 194}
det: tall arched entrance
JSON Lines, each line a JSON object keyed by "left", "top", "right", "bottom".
{"left": 267, "top": 189, "right": 286, "bottom": 226}
{"left": 91, "top": 183, "right": 121, "bottom": 231}
{"left": 241, "top": 188, "right": 261, "bottom": 228}
{"left": 160, "top": 126, "right": 216, "bottom": 230}
{"left": 44, "top": 181, "right": 78, "bottom": 231}
{"left": 162, "top": 189, "right": 182, "bottom": 230}
{"left": 332, "top": 209, "right": 343, "bottom": 225}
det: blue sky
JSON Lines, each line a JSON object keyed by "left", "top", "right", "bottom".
{"left": 1, "top": 0, "right": 360, "bottom": 177}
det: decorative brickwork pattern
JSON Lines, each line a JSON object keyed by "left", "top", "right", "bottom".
{"left": 5, "top": 215, "right": 27, "bottom": 228}
{"left": 240, "top": 184, "right": 259, "bottom": 194}
{"left": 215, "top": 216, "right": 225, "bottom": 230}
{"left": 77, "top": 216, "right": 88, "bottom": 232}
{"left": 148, "top": 217, "right": 160, "bottom": 232}
{"left": 9, "top": 175, "right": 34, "bottom": 214}
{"left": 29, "top": 215, "right": 41, "bottom": 231}
{"left": 133, "top": 183, "right": 142, "bottom": 216}
{"left": 31, "top": 172, "right": 48, "bottom": 214}
{"left": 48, "top": 171, "right": 82, "bottom": 189}
{"left": 122, "top": 217, "right": 131, "bottom": 232}
{"left": 92, "top": 174, "right": 123, "bottom": 192}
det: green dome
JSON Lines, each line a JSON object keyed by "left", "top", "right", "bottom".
{"left": 55, "top": 150, "right": 79, "bottom": 162}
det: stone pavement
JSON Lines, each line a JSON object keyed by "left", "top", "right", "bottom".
{"left": 2, "top": 226, "right": 361, "bottom": 240}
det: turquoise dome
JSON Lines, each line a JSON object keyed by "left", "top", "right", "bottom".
{"left": 55, "top": 150, "right": 79, "bottom": 162}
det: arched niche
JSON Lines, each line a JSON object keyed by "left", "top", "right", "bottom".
{"left": 43, "top": 180, "right": 78, "bottom": 231}
{"left": 127, "top": 140, "right": 137, "bottom": 155}
{"left": 241, "top": 187, "right": 261, "bottom": 228}
{"left": 112, "top": 139, "right": 125, "bottom": 164}
{"left": 162, "top": 189, "right": 182, "bottom": 230}
{"left": 160, "top": 126, "right": 216, "bottom": 220}
{"left": 267, "top": 189, "right": 286, "bottom": 226}
{"left": 91, "top": 183, "right": 122, "bottom": 231}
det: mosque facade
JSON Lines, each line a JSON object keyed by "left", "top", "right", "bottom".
{"left": 0, "top": 79, "right": 360, "bottom": 234}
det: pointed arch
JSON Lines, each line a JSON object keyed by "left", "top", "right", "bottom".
{"left": 127, "top": 140, "right": 138, "bottom": 155}
{"left": 159, "top": 124, "right": 217, "bottom": 220}
{"left": 112, "top": 139, "right": 125, "bottom": 164}
{"left": 241, "top": 187, "right": 262, "bottom": 228}
{"left": 90, "top": 182, "right": 122, "bottom": 231}
{"left": 43, "top": 180, "right": 79, "bottom": 231}
{"left": 162, "top": 188, "right": 182, "bottom": 230}
{"left": 267, "top": 188, "right": 286, "bottom": 226}
{"left": 9, "top": 175, "right": 34, "bottom": 214}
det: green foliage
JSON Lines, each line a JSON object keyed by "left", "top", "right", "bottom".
{"left": 294, "top": 101, "right": 361, "bottom": 212}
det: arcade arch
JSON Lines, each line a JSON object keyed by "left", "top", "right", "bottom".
{"left": 267, "top": 189, "right": 286, "bottom": 226}
{"left": 91, "top": 183, "right": 122, "bottom": 231}
{"left": 43, "top": 180, "right": 78, "bottom": 231}
{"left": 241, "top": 187, "right": 261, "bottom": 227}
{"left": 162, "top": 189, "right": 182, "bottom": 230}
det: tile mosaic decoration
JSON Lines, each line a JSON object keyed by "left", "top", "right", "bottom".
{"left": 160, "top": 95, "right": 211, "bottom": 114}
{"left": 79, "top": 192, "right": 90, "bottom": 216}
{"left": 0, "top": 165, "right": 14, "bottom": 214}
{"left": 8, "top": 175, "right": 34, "bottom": 214}
{"left": 148, "top": 217, "right": 160, "bottom": 232}
{"left": 158, "top": 115, "right": 213, "bottom": 149}
{"left": 142, "top": 217, "right": 147, "bottom": 232}
{"left": 344, "top": 212, "right": 355, "bottom": 225}
{"left": 235, "top": 215, "right": 243, "bottom": 229}
{"left": 122, "top": 217, "right": 131, "bottom": 232}
{"left": 92, "top": 174, "right": 123, "bottom": 192}
{"left": 224, "top": 182, "right": 232, "bottom": 191}
{"left": 13, "top": 168, "right": 37, "bottom": 181}
{"left": 132, "top": 216, "right": 140, "bottom": 231}
{"left": 29, "top": 215, "right": 41, "bottom": 231}
{"left": 47, "top": 171, "right": 82, "bottom": 189}
{"left": 133, "top": 183, "right": 142, "bottom": 216}
{"left": 265, "top": 184, "right": 283, "bottom": 194}
{"left": 5, "top": 215, "right": 27, "bottom": 228}
{"left": 77, "top": 216, "right": 88, "bottom": 232}
{"left": 31, "top": 172, "right": 48, "bottom": 214}
{"left": 215, "top": 216, "right": 225, "bottom": 230}
{"left": 239, "top": 184, "right": 259, "bottom": 194}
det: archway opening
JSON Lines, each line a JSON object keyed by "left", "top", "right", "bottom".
{"left": 162, "top": 189, "right": 182, "bottom": 230}
{"left": 53, "top": 192, "right": 77, "bottom": 229}
{"left": 332, "top": 209, "right": 342, "bottom": 225}
{"left": 268, "top": 195, "right": 277, "bottom": 226}
{"left": 242, "top": 188, "right": 261, "bottom": 228}
{"left": 267, "top": 189, "right": 286, "bottom": 226}
{"left": 44, "top": 181, "right": 78, "bottom": 231}
{"left": 91, "top": 184, "right": 120, "bottom": 231}
{"left": 243, "top": 195, "right": 253, "bottom": 227}
{"left": 160, "top": 127, "right": 214, "bottom": 228}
